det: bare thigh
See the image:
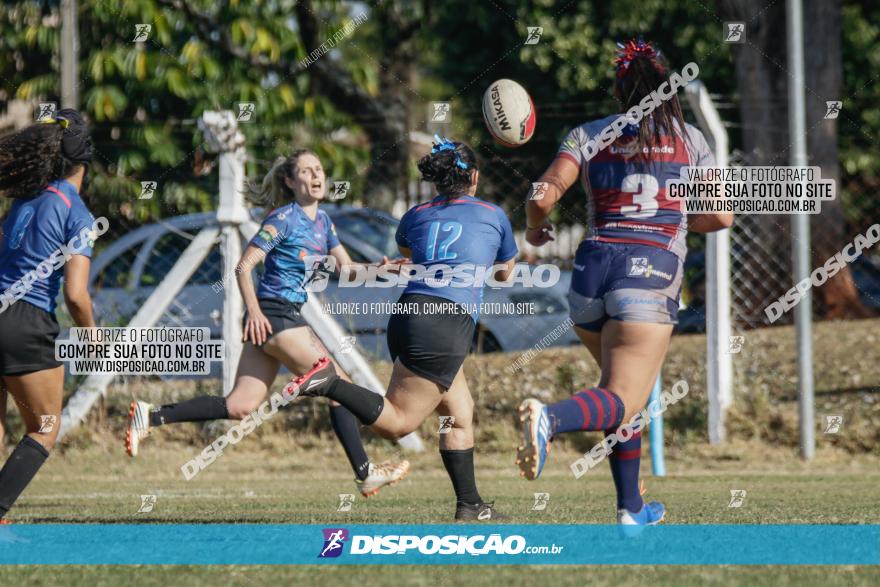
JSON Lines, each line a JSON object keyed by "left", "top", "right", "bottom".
{"left": 598, "top": 320, "right": 673, "bottom": 421}
{"left": 436, "top": 367, "right": 475, "bottom": 451}
{"left": 371, "top": 360, "right": 445, "bottom": 439}
{"left": 224, "top": 343, "right": 280, "bottom": 419}
{"left": 575, "top": 325, "right": 602, "bottom": 364}
{"left": 2, "top": 366, "right": 65, "bottom": 450}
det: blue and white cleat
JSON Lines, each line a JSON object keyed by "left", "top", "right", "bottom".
{"left": 516, "top": 398, "right": 552, "bottom": 480}
{"left": 618, "top": 501, "right": 666, "bottom": 526}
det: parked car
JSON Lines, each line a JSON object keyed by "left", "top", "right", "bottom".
{"left": 87, "top": 206, "right": 579, "bottom": 361}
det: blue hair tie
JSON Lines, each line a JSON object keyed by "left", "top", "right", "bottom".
{"left": 431, "top": 134, "right": 470, "bottom": 170}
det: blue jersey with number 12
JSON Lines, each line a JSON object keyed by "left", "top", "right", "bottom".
{"left": 396, "top": 194, "right": 518, "bottom": 316}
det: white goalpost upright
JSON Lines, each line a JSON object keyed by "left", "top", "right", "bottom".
{"left": 60, "top": 110, "right": 424, "bottom": 452}
{"left": 685, "top": 81, "right": 733, "bottom": 444}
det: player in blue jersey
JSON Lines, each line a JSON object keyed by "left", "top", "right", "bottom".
{"left": 515, "top": 39, "right": 733, "bottom": 526}
{"left": 126, "top": 150, "right": 409, "bottom": 497}
{"left": 0, "top": 109, "right": 98, "bottom": 523}
{"left": 292, "top": 136, "right": 518, "bottom": 520}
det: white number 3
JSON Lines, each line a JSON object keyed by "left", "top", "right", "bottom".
{"left": 619, "top": 173, "right": 659, "bottom": 218}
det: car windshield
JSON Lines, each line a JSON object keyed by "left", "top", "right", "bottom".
{"left": 332, "top": 211, "right": 399, "bottom": 259}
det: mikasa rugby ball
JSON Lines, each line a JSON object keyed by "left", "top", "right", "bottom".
{"left": 482, "top": 79, "right": 536, "bottom": 147}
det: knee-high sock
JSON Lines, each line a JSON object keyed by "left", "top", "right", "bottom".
{"left": 325, "top": 379, "right": 385, "bottom": 425}
{"left": 149, "top": 396, "right": 229, "bottom": 426}
{"left": 0, "top": 436, "right": 50, "bottom": 519}
{"left": 329, "top": 405, "right": 370, "bottom": 481}
{"left": 606, "top": 428, "right": 643, "bottom": 513}
{"left": 546, "top": 387, "right": 625, "bottom": 436}
{"left": 440, "top": 448, "right": 482, "bottom": 505}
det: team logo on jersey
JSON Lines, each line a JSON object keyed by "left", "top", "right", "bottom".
{"left": 627, "top": 257, "right": 673, "bottom": 280}
{"left": 258, "top": 224, "right": 279, "bottom": 243}
{"left": 319, "top": 528, "right": 349, "bottom": 558}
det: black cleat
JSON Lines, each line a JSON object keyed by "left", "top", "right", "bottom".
{"left": 454, "top": 501, "right": 508, "bottom": 522}
{"left": 284, "top": 357, "right": 338, "bottom": 398}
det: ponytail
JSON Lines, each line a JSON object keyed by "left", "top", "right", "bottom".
{"left": 246, "top": 149, "right": 314, "bottom": 210}
{"left": 613, "top": 38, "right": 691, "bottom": 157}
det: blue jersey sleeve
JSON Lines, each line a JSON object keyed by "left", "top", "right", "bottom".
{"left": 62, "top": 199, "right": 96, "bottom": 258}
{"left": 324, "top": 213, "right": 341, "bottom": 250}
{"left": 495, "top": 210, "right": 518, "bottom": 262}
{"left": 250, "top": 212, "right": 290, "bottom": 253}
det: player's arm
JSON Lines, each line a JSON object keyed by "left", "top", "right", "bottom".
{"left": 236, "top": 244, "right": 271, "bottom": 345}
{"left": 493, "top": 256, "right": 517, "bottom": 283}
{"left": 526, "top": 156, "right": 579, "bottom": 246}
{"left": 688, "top": 211, "right": 733, "bottom": 233}
{"left": 63, "top": 255, "right": 95, "bottom": 328}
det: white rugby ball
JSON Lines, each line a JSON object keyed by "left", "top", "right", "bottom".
{"left": 482, "top": 79, "right": 536, "bottom": 147}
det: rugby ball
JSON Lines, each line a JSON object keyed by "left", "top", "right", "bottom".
{"left": 482, "top": 79, "right": 536, "bottom": 147}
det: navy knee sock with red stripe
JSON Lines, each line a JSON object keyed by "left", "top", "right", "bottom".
{"left": 547, "top": 387, "right": 625, "bottom": 435}
{"left": 606, "top": 429, "right": 643, "bottom": 513}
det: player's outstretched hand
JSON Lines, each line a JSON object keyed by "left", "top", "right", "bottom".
{"left": 526, "top": 221, "right": 555, "bottom": 247}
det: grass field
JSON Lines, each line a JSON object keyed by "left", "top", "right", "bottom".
{"left": 1, "top": 318, "right": 879, "bottom": 584}
{"left": 1, "top": 440, "right": 879, "bottom": 585}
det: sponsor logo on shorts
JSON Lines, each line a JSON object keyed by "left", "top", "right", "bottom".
{"left": 627, "top": 257, "right": 673, "bottom": 280}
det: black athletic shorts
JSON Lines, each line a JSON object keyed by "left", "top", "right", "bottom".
{"left": 387, "top": 293, "right": 475, "bottom": 390}
{"left": 0, "top": 300, "right": 62, "bottom": 375}
{"left": 243, "top": 298, "right": 309, "bottom": 344}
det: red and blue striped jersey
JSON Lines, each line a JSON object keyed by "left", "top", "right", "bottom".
{"left": 557, "top": 117, "right": 714, "bottom": 260}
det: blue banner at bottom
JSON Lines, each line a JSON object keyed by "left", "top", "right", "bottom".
{"left": 1, "top": 524, "right": 878, "bottom": 565}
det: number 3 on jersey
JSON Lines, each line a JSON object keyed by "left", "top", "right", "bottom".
{"left": 619, "top": 173, "right": 659, "bottom": 219}
{"left": 425, "top": 220, "right": 462, "bottom": 261}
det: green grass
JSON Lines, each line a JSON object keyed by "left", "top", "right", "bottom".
{"left": 1, "top": 441, "right": 878, "bottom": 585}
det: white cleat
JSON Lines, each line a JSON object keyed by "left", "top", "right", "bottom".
{"left": 356, "top": 460, "right": 410, "bottom": 498}
{"left": 125, "top": 400, "right": 153, "bottom": 457}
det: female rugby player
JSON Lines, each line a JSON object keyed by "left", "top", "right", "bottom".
{"left": 0, "top": 109, "right": 97, "bottom": 523}
{"left": 125, "top": 150, "right": 409, "bottom": 497}
{"left": 515, "top": 39, "right": 733, "bottom": 525}
{"left": 288, "top": 136, "right": 518, "bottom": 520}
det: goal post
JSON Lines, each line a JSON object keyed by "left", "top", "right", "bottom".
{"left": 685, "top": 81, "right": 733, "bottom": 444}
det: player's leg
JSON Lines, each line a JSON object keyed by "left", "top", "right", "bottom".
{"left": 0, "top": 366, "right": 64, "bottom": 521}
{"left": 263, "top": 327, "right": 409, "bottom": 493}
{"left": 126, "top": 342, "right": 278, "bottom": 456}
{"left": 437, "top": 368, "right": 503, "bottom": 520}
{"left": 598, "top": 319, "right": 671, "bottom": 523}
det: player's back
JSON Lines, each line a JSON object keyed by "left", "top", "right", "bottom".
{"left": 396, "top": 194, "right": 517, "bottom": 309}
{"left": 559, "top": 117, "right": 714, "bottom": 260}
